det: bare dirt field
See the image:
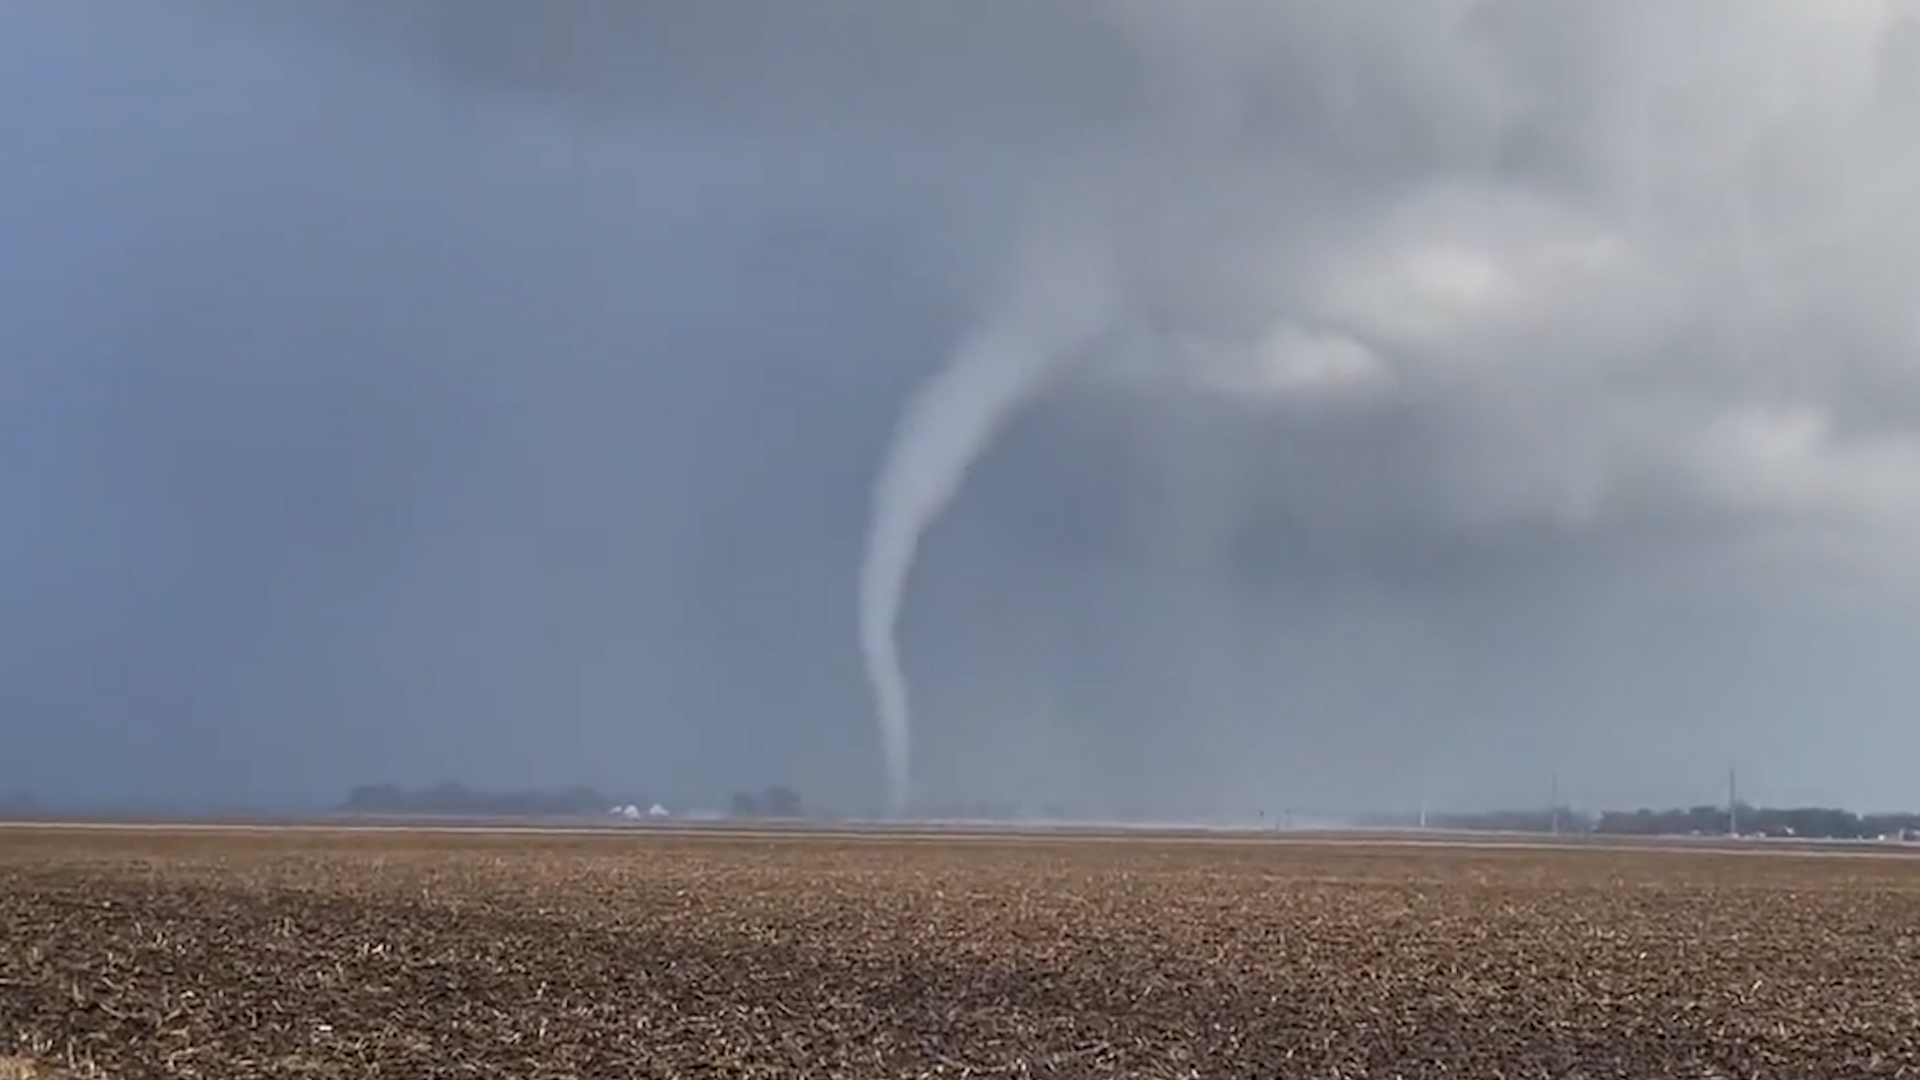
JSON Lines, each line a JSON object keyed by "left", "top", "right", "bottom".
{"left": 3, "top": 824, "right": 1919, "bottom": 1078}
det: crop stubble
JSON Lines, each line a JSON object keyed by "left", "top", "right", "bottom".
{"left": 2, "top": 826, "right": 1919, "bottom": 1078}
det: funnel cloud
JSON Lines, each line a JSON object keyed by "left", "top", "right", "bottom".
{"left": 861, "top": 198, "right": 1117, "bottom": 814}
{"left": 8, "top": 3, "right": 1920, "bottom": 817}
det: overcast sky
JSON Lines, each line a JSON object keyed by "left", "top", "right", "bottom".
{"left": 5, "top": 2, "right": 1920, "bottom": 816}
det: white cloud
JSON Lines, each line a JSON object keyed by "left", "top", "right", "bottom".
{"left": 1071, "top": 2, "right": 1920, "bottom": 587}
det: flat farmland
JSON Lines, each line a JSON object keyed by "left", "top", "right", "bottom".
{"left": 3, "top": 825, "right": 1920, "bottom": 1078}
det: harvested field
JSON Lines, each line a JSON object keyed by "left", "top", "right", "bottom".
{"left": 3, "top": 825, "right": 1920, "bottom": 1078}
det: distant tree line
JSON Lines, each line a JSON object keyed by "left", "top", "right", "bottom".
{"left": 727, "top": 786, "right": 806, "bottom": 819}
{"left": 335, "top": 782, "right": 821, "bottom": 821}
{"left": 338, "top": 782, "right": 618, "bottom": 818}
{"left": 1366, "top": 804, "right": 1920, "bottom": 840}
{"left": 1592, "top": 804, "right": 1920, "bottom": 840}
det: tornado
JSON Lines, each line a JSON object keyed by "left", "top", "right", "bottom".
{"left": 858, "top": 205, "right": 1116, "bottom": 816}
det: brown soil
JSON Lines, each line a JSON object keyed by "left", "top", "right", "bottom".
{"left": 0, "top": 1055, "right": 98, "bottom": 1079}
{"left": 3, "top": 824, "right": 1919, "bottom": 1078}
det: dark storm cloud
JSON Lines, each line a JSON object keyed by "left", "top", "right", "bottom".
{"left": 6, "top": 2, "right": 1920, "bottom": 815}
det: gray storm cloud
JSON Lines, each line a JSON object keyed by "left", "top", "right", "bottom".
{"left": 20, "top": 0, "right": 1920, "bottom": 812}
{"left": 248, "top": 0, "right": 1920, "bottom": 575}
